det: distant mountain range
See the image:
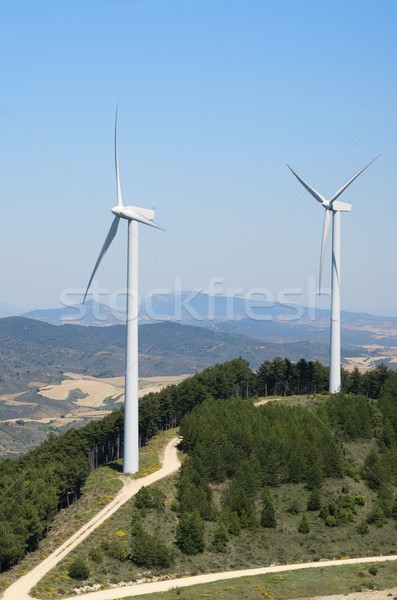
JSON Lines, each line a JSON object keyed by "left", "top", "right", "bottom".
{"left": 0, "top": 301, "right": 396, "bottom": 434}
{"left": 0, "top": 292, "right": 394, "bottom": 404}
{"left": 1, "top": 294, "right": 395, "bottom": 454}
{"left": 23, "top": 300, "right": 125, "bottom": 326}
{"left": 19, "top": 293, "right": 397, "bottom": 351}
{"left": 0, "top": 316, "right": 339, "bottom": 399}
{"left": 20, "top": 292, "right": 397, "bottom": 327}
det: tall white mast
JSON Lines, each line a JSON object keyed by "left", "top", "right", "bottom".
{"left": 288, "top": 157, "right": 378, "bottom": 393}
{"left": 84, "top": 110, "right": 164, "bottom": 473}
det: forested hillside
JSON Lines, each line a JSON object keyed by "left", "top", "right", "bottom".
{"left": 256, "top": 357, "right": 391, "bottom": 397}
{"left": 126, "top": 369, "right": 397, "bottom": 579}
{"left": 0, "top": 359, "right": 253, "bottom": 572}
{"left": 1, "top": 356, "right": 397, "bottom": 578}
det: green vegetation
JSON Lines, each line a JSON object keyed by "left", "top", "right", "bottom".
{"left": 32, "top": 358, "right": 397, "bottom": 599}
{"left": 124, "top": 561, "right": 397, "bottom": 600}
{"left": 257, "top": 357, "right": 391, "bottom": 397}
{"left": 0, "top": 359, "right": 252, "bottom": 575}
{"left": 131, "top": 520, "right": 174, "bottom": 567}
{"left": 68, "top": 558, "right": 90, "bottom": 580}
{"left": 261, "top": 488, "right": 276, "bottom": 528}
{"left": 176, "top": 512, "right": 205, "bottom": 554}
{"left": 0, "top": 462, "right": 121, "bottom": 593}
{"left": 0, "top": 316, "right": 335, "bottom": 404}
{"left": 0, "top": 421, "right": 59, "bottom": 458}
{"left": 4, "top": 356, "right": 397, "bottom": 598}
{"left": 0, "top": 428, "right": 173, "bottom": 594}
{"left": 0, "top": 408, "right": 124, "bottom": 572}
{"left": 298, "top": 513, "right": 310, "bottom": 533}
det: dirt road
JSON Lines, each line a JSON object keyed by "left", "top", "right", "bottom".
{"left": 1, "top": 437, "right": 180, "bottom": 600}
{"left": 3, "top": 428, "right": 397, "bottom": 600}
{"left": 54, "top": 555, "right": 397, "bottom": 600}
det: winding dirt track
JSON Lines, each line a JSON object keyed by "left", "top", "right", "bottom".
{"left": 1, "top": 438, "right": 180, "bottom": 600}
{"left": 3, "top": 435, "right": 397, "bottom": 600}
{"left": 58, "top": 556, "right": 397, "bottom": 600}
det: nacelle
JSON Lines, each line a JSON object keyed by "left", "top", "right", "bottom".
{"left": 126, "top": 205, "right": 155, "bottom": 220}
{"left": 332, "top": 200, "right": 351, "bottom": 212}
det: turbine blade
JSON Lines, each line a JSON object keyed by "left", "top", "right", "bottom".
{"left": 287, "top": 164, "right": 328, "bottom": 205}
{"left": 319, "top": 209, "right": 331, "bottom": 293}
{"left": 330, "top": 155, "right": 380, "bottom": 204}
{"left": 134, "top": 214, "right": 166, "bottom": 231}
{"left": 83, "top": 216, "right": 120, "bottom": 303}
{"left": 115, "top": 105, "right": 122, "bottom": 207}
{"left": 121, "top": 207, "right": 166, "bottom": 231}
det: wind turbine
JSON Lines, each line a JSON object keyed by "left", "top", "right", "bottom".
{"left": 287, "top": 157, "right": 378, "bottom": 393}
{"left": 84, "top": 109, "right": 164, "bottom": 474}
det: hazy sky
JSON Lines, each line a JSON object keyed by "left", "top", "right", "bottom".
{"left": 1, "top": 0, "right": 396, "bottom": 314}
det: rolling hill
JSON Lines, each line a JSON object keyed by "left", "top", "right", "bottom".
{"left": 0, "top": 308, "right": 392, "bottom": 454}
{"left": 0, "top": 316, "right": 341, "bottom": 398}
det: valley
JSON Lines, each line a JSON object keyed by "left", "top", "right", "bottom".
{"left": 1, "top": 305, "right": 397, "bottom": 455}
{"left": 0, "top": 374, "right": 189, "bottom": 456}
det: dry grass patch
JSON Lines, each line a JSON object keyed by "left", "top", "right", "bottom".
{"left": 127, "top": 561, "right": 397, "bottom": 600}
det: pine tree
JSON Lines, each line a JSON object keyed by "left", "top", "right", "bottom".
{"left": 307, "top": 487, "right": 321, "bottom": 511}
{"left": 219, "top": 508, "right": 241, "bottom": 535}
{"left": 223, "top": 479, "right": 257, "bottom": 529}
{"left": 262, "top": 446, "right": 281, "bottom": 487}
{"left": 176, "top": 511, "right": 205, "bottom": 554}
{"left": 212, "top": 524, "right": 229, "bottom": 552}
{"left": 131, "top": 520, "right": 174, "bottom": 567}
{"left": 306, "top": 460, "right": 323, "bottom": 490}
{"left": 261, "top": 488, "right": 276, "bottom": 528}
{"left": 298, "top": 513, "right": 310, "bottom": 534}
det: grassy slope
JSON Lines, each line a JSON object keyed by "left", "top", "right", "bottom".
{"left": 128, "top": 561, "right": 397, "bottom": 600}
{"left": 31, "top": 398, "right": 397, "bottom": 599}
{"left": 0, "top": 420, "right": 58, "bottom": 455}
{"left": 0, "top": 428, "right": 176, "bottom": 594}
{"left": 33, "top": 464, "right": 397, "bottom": 600}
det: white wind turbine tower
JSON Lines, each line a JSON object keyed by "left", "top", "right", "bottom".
{"left": 84, "top": 109, "right": 165, "bottom": 474}
{"left": 288, "top": 157, "right": 378, "bottom": 393}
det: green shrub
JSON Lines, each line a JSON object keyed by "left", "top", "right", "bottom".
{"left": 368, "top": 565, "right": 378, "bottom": 576}
{"left": 88, "top": 547, "right": 103, "bottom": 563}
{"left": 367, "top": 504, "right": 387, "bottom": 527}
{"left": 68, "top": 558, "right": 90, "bottom": 580}
{"left": 135, "top": 486, "right": 165, "bottom": 511}
{"left": 319, "top": 497, "right": 355, "bottom": 526}
{"left": 212, "top": 524, "right": 229, "bottom": 553}
{"left": 357, "top": 520, "right": 369, "bottom": 534}
{"left": 219, "top": 508, "right": 241, "bottom": 535}
{"left": 102, "top": 540, "right": 129, "bottom": 561}
{"left": 287, "top": 499, "right": 301, "bottom": 514}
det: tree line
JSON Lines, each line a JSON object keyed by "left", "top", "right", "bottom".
{"left": 0, "top": 358, "right": 253, "bottom": 572}
{"left": 1, "top": 355, "right": 396, "bottom": 572}
{"left": 172, "top": 397, "right": 345, "bottom": 552}
{"left": 170, "top": 369, "right": 397, "bottom": 556}
{"left": 0, "top": 410, "right": 123, "bottom": 571}
{"left": 256, "top": 357, "right": 392, "bottom": 397}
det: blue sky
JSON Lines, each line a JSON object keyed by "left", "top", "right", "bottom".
{"left": 1, "top": 0, "right": 396, "bottom": 314}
